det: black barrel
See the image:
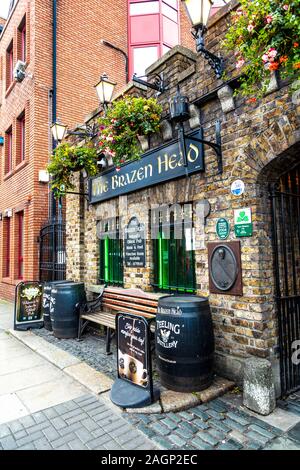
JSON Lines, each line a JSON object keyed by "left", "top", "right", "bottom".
{"left": 51, "top": 283, "right": 86, "bottom": 339}
{"left": 42, "top": 281, "right": 73, "bottom": 331}
{"left": 155, "top": 296, "right": 214, "bottom": 392}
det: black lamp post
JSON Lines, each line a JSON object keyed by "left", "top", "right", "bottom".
{"left": 182, "top": 0, "right": 224, "bottom": 79}
{"left": 169, "top": 85, "right": 223, "bottom": 174}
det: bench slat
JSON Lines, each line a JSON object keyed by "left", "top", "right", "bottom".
{"left": 102, "top": 301, "right": 156, "bottom": 317}
{"left": 102, "top": 298, "right": 157, "bottom": 314}
{"left": 103, "top": 292, "right": 158, "bottom": 308}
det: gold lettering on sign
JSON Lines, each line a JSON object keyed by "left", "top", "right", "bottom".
{"left": 157, "top": 154, "right": 169, "bottom": 174}
{"left": 93, "top": 178, "right": 108, "bottom": 196}
{"left": 187, "top": 143, "right": 199, "bottom": 163}
{"left": 112, "top": 175, "right": 119, "bottom": 189}
{"left": 168, "top": 154, "right": 178, "bottom": 170}
{"left": 144, "top": 163, "right": 153, "bottom": 179}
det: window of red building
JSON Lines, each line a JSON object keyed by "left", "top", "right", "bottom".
{"left": 18, "top": 16, "right": 27, "bottom": 63}
{"left": 6, "top": 41, "right": 14, "bottom": 88}
{"left": 5, "top": 127, "right": 13, "bottom": 173}
{"left": 17, "top": 112, "right": 25, "bottom": 164}
{"left": 128, "top": 0, "right": 179, "bottom": 78}
{"left": 18, "top": 212, "right": 24, "bottom": 280}
{"left": 4, "top": 218, "right": 11, "bottom": 278}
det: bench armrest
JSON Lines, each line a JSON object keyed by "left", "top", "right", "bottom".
{"left": 79, "top": 285, "right": 106, "bottom": 314}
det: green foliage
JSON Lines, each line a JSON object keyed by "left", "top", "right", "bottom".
{"left": 98, "top": 96, "right": 162, "bottom": 166}
{"left": 48, "top": 143, "right": 97, "bottom": 196}
{"left": 223, "top": 1, "right": 300, "bottom": 98}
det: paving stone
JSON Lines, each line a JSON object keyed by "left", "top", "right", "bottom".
{"left": 136, "top": 442, "right": 157, "bottom": 450}
{"left": 52, "top": 417, "right": 68, "bottom": 431}
{"left": 89, "top": 408, "right": 112, "bottom": 420}
{"left": 102, "top": 420, "right": 124, "bottom": 434}
{"left": 91, "top": 427, "right": 107, "bottom": 439}
{"left": 14, "top": 429, "right": 28, "bottom": 440}
{"left": 18, "top": 415, "right": 35, "bottom": 428}
{"left": 161, "top": 418, "right": 178, "bottom": 431}
{"left": 151, "top": 435, "right": 174, "bottom": 450}
{"left": 137, "top": 414, "right": 151, "bottom": 425}
{"left": 123, "top": 436, "right": 149, "bottom": 450}
{"left": 167, "top": 413, "right": 181, "bottom": 424}
{"left": 9, "top": 421, "right": 24, "bottom": 434}
{"left": 248, "top": 424, "right": 277, "bottom": 439}
{"left": 75, "top": 428, "right": 92, "bottom": 444}
{"left": 193, "top": 419, "right": 209, "bottom": 430}
{"left": 68, "top": 439, "right": 87, "bottom": 450}
{"left": 151, "top": 422, "right": 170, "bottom": 436}
{"left": 137, "top": 423, "right": 155, "bottom": 439}
{"left": 226, "top": 438, "right": 243, "bottom": 450}
{"left": 217, "top": 442, "right": 237, "bottom": 450}
{"left": 196, "top": 431, "right": 218, "bottom": 447}
{"left": 205, "top": 409, "right": 225, "bottom": 420}
{"left": 0, "top": 424, "right": 11, "bottom": 439}
{"left": 51, "top": 432, "right": 78, "bottom": 449}
{"left": 227, "top": 411, "right": 251, "bottom": 426}
{"left": 34, "top": 438, "right": 53, "bottom": 450}
{"left": 58, "top": 422, "right": 87, "bottom": 437}
{"left": 110, "top": 425, "right": 136, "bottom": 439}
{"left": 209, "top": 419, "right": 231, "bottom": 434}
{"left": 43, "top": 408, "right": 59, "bottom": 420}
{"left": 246, "top": 440, "right": 263, "bottom": 450}
{"left": 61, "top": 408, "right": 85, "bottom": 421}
{"left": 32, "top": 411, "right": 48, "bottom": 424}
{"left": 264, "top": 436, "right": 300, "bottom": 450}
{"left": 191, "top": 436, "right": 213, "bottom": 450}
{"left": 116, "top": 429, "right": 145, "bottom": 446}
{"left": 104, "top": 440, "right": 123, "bottom": 450}
{"left": 178, "top": 411, "right": 194, "bottom": 421}
{"left": 191, "top": 408, "right": 210, "bottom": 421}
{"left": 56, "top": 444, "right": 71, "bottom": 450}
{"left": 228, "top": 430, "right": 247, "bottom": 444}
{"left": 66, "top": 412, "right": 89, "bottom": 425}
{"left": 168, "top": 434, "right": 187, "bottom": 447}
{"left": 287, "top": 422, "right": 300, "bottom": 443}
{"left": 81, "top": 417, "right": 99, "bottom": 432}
{"left": 74, "top": 394, "right": 93, "bottom": 405}
{"left": 178, "top": 421, "right": 198, "bottom": 434}
{"left": 176, "top": 426, "right": 194, "bottom": 439}
{"left": 26, "top": 421, "right": 51, "bottom": 435}
{"left": 1, "top": 435, "right": 17, "bottom": 450}
{"left": 207, "top": 427, "right": 226, "bottom": 441}
{"left": 42, "top": 426, "right": 61, "bottom": 442}
{"left": 246, "top": 431, "right": 270, "bottom": 445}
{"left": 18, "top": 443, "right": 35, "bottom": 450}
{"left": 223, "top": 418, "right": 246, "bottom": 433}
{"left": 209, "top": 399, "right": 228, "bottom": 413}
{"left": 81, "top": 401, "right": 104, "bottom": 413}
{"left": 16, "top": 431, "right": 43, "bottom": 447}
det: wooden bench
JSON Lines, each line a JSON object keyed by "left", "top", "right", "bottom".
{"left": 78, "top": 285, "right": 168, "bottom": 354}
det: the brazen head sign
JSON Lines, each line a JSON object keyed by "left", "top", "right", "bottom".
{"left": 14, "top": 282, "right": 44, "bottom": 331}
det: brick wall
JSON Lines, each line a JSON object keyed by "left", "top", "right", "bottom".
{"left": 65, "top": 1, "right": 300, "bottom": 385}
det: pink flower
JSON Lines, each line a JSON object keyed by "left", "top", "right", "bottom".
{"left": 262, "top": 54, "right": 269, "bottom": 63}
{"left": 247, "top": 22, "right": 255, "bottom": 33}
{"left": 283, "top": 4, "right": 289, "bottom": 10}
{"left": 265, "top": 15, "right": 273, "bottom": 24}
{"left": 236, "top": 58, "right": 245, "bottom": 69}
{"left": 268, "top": 48, "right": 277, "bottom": 58}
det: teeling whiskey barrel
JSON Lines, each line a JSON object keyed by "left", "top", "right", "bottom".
{"left": 155, "top": 296, "right": 214, "bottom": 392}
{"left": 42, "top": 280, "right": 73, "bottom": 331}
{"left": 51, "top": 283, "right": 86, "bottom": 339}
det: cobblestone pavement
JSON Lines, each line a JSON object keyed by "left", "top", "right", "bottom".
{"left": 0, "top": 394, "right": 156, "bottom": 451}
{"left": 126, "top": 396, "right": 300, "bottom": 450}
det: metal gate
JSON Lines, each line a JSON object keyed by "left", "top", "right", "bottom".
{"left": 39, "top": 220, "right": 66, "bottom": 282}
{"left": 270, "top": 165, "right": 300, "bottom": 396}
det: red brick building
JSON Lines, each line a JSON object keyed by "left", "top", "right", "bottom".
{"left": 0, "top": 0, "right": 195, "bottom": 301}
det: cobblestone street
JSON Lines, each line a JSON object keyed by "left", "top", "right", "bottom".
{"left": 1, "top": 301, "right": 300, "bottom": 451}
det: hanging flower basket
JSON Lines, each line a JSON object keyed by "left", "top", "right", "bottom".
{"left": 223, "top": 1, "right": 300, "bottom": 98}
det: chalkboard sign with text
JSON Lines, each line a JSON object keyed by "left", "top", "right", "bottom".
{"left": 14, "top": 282, "right": 44, "bottom": 331}
{"left": 124, "top": 217, "right": 146, "bottom": 268}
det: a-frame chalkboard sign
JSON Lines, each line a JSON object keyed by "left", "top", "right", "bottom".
{"left": 14, "top": 281, "right": 44, "bottom": 331}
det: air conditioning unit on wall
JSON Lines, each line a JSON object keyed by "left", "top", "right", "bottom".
{"left": 13, "top": 60, "right": 26, "bottom": 83}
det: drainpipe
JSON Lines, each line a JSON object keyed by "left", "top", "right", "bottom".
{"left": 51, "top": 0, "right": 57, "bottom": 221}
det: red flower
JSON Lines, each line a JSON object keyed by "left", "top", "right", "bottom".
{"left": 269, "top": 62, "right": 279, "bottom": 71}
{"left": 294, "top": 42, "right": 299, "bottom": 48}
{"left": 246, "top": 97, "right": 257, "bottom": 103}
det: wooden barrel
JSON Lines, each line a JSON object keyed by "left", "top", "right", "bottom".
{"left": 51, "top": 283, "right": 86, "bottom": 339}
{"left": 155, "top": 295, "right": 214, "bottom": 392}
{"left": 42, "top": 281, "right": 73, "bottom": 331}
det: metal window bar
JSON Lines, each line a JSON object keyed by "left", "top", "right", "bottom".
{"left": 99, "top": 218, "right": 124, "bottom": 286}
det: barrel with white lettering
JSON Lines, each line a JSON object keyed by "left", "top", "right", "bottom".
{"left": 42, "top": 280, "right": 73, "bottom": 331}
{"left": 155, "top": 296, "right": 214, "bottom": 392}
{"left": 51, "top": 283, "right": 86, "bottom": 339}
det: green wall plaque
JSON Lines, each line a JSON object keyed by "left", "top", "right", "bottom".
{"left": 216, "top": 218, "right": 230, "bottom": 240}
{"left": 234, "top": 208, "right": 253, "bottom": 237}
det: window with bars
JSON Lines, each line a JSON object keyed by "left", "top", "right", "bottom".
{"left": 99, "top": 218, "right": 123, "bottom": 286}
{"left": 152, "top": 204, "right": 196, "bottom": 294}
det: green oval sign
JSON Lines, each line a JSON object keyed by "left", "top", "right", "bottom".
{"left": 216, "top": 218, "right": 230, "bottom": 240}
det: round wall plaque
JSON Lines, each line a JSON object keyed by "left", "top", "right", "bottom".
{"left": 216, "top": 218, "right": 230, "bottom": 240}
{"left": 209, "top": 245, "right": 238, "bottom": 291}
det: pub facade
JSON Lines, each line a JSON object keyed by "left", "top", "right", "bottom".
{"left": 65, "top": 2, "right": 300, "bottom": 396}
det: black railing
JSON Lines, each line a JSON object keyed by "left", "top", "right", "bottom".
{"left": 39, "top": 220, "right": 66, "bottom": 282}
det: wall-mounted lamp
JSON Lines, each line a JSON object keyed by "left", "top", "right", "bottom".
{"left": 95, "top": 73, "right": 116, "bottom": 112}
{"left": 182, "top": 0, "right": 224, "bottom": 79}
{"left": 169, "top": 85, "right": 223, "bottom": 173}
{"left": 50, "top": 119, "right": 98, "bottom": 143}
{"left": 132, "top": 72, "right": 167, "bottom": 94}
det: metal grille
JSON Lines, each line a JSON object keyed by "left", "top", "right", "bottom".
{"left": 39, "top": 220, "right": 66, "bottom": 282}
{"left": 270, "top": 165, "right": 300, "bottom": 396}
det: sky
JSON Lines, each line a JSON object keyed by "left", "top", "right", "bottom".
{"left": 0, "top": 0, "right": 11, "bottom": 19}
